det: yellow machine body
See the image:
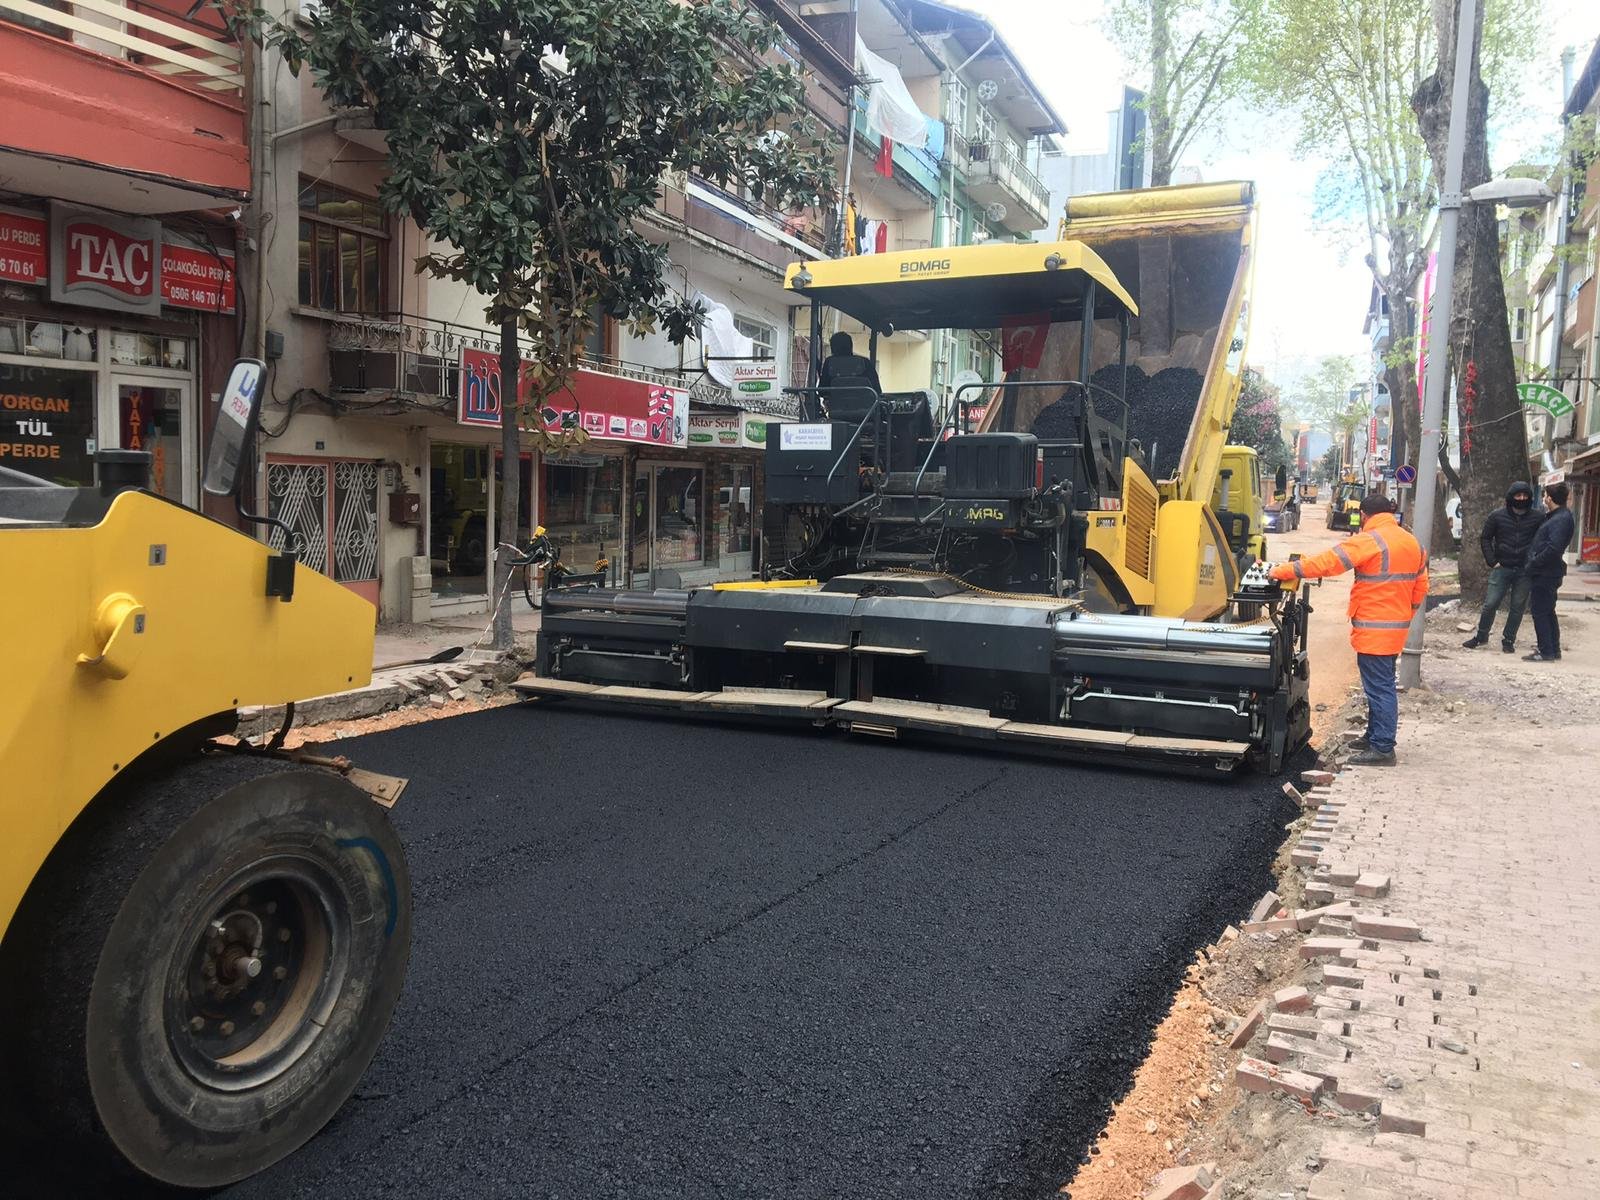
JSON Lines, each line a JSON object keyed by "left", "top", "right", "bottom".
{"left": 0, "top": 490, "right": 375, "bottom": 942}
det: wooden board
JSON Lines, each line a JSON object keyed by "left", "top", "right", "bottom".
{"left": 835, "top": 699, "right": 1007, "bottom": 733}
{"left": 996, "top": 722, "right": 1136, "bottom": 748}
{"left": 592, "top": 686, "right": 713, "bottom": 705}
{"left": 783, "top": 640, "right": 851, "bottom": 653}
{"left": 1127, "top": 734, "right": 1250, "bottom": 756}
{"left": 698, "top": 691, "right": 842, "bottom": 717}
{"left": 853, "top": 644, "right": 927, "bottom": 657}
{"left": 511, "top": 676, "right": 600, "bottom": 697}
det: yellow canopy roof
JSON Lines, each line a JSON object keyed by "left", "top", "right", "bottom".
{"left": 783, "top": 239, "right": 1138, "bottom": 333}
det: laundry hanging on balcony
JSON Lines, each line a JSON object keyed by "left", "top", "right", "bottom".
{"left": 855, "top": 38, "right": 929, "bottom": 150}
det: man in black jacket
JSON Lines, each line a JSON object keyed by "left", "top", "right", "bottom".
{"left": 1523, "top": 482, "right": 1576, "bottom": 662}
{"left": 1463, "top": 480, "right": 1543, "bottom": 652}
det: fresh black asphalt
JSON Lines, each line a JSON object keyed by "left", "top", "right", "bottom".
{"left": 18, "top": 704, "right": 1297, "bottom": 1198}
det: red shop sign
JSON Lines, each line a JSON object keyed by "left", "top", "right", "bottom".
{"left": 161, "top": 239, "right": 236, "bottom": 314}
{"left": 50, "top": 204, "right": 162, "bottom": 316}
{"left": 0, "top": 206, "right": 48, "bottom": 285}
{"left": 458, "top": 347, "right": 687, "bottom": 447}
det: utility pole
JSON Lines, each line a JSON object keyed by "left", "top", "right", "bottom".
{"left": 1399, "top": 0, "right": 1477, "bottom": 689}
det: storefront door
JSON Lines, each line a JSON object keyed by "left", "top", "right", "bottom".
{"left": 631, "top": 462, "right": 706, "bottom": 587}
{"left": 111, "top": 376, "right": 191, "bottom": 505}
{"left": 429, "top": 441, "right": 491, "bottom": 602}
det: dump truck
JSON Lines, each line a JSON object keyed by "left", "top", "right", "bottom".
{"left": 0, "top": 360, "right": 411, "bottom": 1189}
{"left": 518, "top": 182, "right": 1311, "bottom": 773}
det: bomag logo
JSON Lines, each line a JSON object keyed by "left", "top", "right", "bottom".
{"left": 900, "top": 258, "right": 952, "bottom": 276}
{"left": 963, "top": 506, "right": 1007, "bottom": 522}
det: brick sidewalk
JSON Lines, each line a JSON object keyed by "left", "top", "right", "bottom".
{"left": 1273, "top": 709, "right": 1600, "bottom": 1200}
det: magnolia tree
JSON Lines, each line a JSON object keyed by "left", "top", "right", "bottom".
{"left": 241, "top": 0, "right": 835, "bottom": 646}
{"left": 1230, "top": 367, "right": 1291, "bottom": 476}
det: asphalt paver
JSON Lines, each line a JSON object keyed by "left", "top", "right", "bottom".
{"left": 14, "top": 704, "right": 1296, "bottom": 1199}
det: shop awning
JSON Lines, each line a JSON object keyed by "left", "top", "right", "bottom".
{"left": 783, "top": 239, "right": 1136, "bottom": 333}
{"left": 1569, "top": 444, "right": 1600, "bottom": 479}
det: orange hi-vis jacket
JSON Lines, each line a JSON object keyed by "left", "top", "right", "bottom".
{"left": 1269, "top": 512, "right": 1429, "bottom": 655}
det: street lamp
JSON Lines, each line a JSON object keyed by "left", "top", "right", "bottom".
{"left": 1466, "top": 177, "right": 1556, "bottom": 208}
{"left": 1400, "top": 0, "right": 1558, "bottom": 687}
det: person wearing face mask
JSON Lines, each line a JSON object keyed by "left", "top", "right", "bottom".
{"left": 1462, "top": 481, "right": 1544, "bottom": 652}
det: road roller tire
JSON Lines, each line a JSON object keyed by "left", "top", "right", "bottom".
{"left": 3, "top": 753, "right": 410, "bottom": 1189}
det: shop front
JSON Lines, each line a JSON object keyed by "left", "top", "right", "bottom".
{"left": 627, "top": 410, "right": 768, "bottom": 587}
{"left": 0, "top": 203, "right": 235, "bottom": 505}
{"left": 454, "top": 346, "right": 692, "bottom": 609}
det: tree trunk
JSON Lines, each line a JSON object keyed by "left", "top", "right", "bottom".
{"left": 1148, "top": 0, "right": 1173, "bottom": 187}
{"left": 1412, "top": 0, "right": 1523, "bottom": 608}
{"left": 492, "top": 315, "right": 521, "bottom": 651}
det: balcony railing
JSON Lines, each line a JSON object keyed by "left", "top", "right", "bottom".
{"left": 1, "top": 0, "right": 244, "bottom": 94}
{"left": 963, "top": 139, "right": 1051, "bottom": 225}
{"left": 323, "top": 310, "right": 800, "bottom": 418}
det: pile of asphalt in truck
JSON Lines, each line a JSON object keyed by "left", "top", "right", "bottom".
{"left": 1030, "top": 364, "right": 1203, "bottom": 482}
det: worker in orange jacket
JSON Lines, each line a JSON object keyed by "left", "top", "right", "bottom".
{"left": 1269, "top": 493, "right": 1428, "bottom": 766}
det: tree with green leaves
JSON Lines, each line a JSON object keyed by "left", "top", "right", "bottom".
{"left": 243, "top": 0, "right": 835, "bottom": 646}
{"left": 1414, "top": 0, "right": 1541, "bottom": 602}
{"left": 1247, "top": 0, "right": 1532, "bottom": 595}
{"left": 1294, "top": 354, "right": 1368, "bottom": 471}
{"left": 1231, "top": 366, "right": 1291, "bottom": 475}
{"left": 1103, "top": 0, "right": 1262, "bottom": 186}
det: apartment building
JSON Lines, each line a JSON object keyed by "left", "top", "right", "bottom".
{"left": 0, "top": 0, "right": 246, "bottom": 521}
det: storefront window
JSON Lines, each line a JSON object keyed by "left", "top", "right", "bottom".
{"left": 542, "top": 455, "right": 622, "bottom": 574}
{"left": 0, "top": 363, "right": 96, "bottom": 486}
{"left": 0, "top": 317, "right": 95, "bottom": 361}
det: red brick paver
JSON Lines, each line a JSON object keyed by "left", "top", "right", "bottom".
{"left": 1281, "top": 711, "right": 1600, "bottom": 1197}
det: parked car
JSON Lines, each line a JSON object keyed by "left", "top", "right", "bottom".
{"left": 1447, "top": 496, "right": 1462, "bottom": 547}
{"left": 1263, "top": 497, "right": 1300, "bottom": 534}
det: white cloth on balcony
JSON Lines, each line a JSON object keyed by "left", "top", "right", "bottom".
{"left": 696, "top": 293, "right": 754, "bottom": 390}
{"left": 856, "top": 38, "right": 930, "bottom": 150}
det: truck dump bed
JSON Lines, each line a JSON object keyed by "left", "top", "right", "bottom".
{"left": 1013, "top": 182, "right": 1255, "bottom": 500}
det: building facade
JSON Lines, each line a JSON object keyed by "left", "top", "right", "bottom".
{"left": 1509, "top": 38, "right": 1600, "bottom": 569}
{"left": 0, "top": 0, "right": 246, "bottom": 520}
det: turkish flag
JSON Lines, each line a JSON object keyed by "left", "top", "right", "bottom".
{"left": 875, "top": 137, "right": 894, "bottom": 178}
{"left": 1001, "top": 313, "right": 1051, "bottom": 371}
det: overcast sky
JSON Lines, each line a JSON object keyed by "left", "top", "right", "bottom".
{"left": 977, "top": 0, "right": 1600, "bottom": 397}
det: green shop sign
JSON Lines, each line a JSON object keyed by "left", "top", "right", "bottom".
{"left": 1518, "top": 382, "right": 1573, "bottom": 418}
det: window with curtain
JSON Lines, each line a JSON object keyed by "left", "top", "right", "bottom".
{"left": 297, "top": 180, "right": 389, "bottom": 315}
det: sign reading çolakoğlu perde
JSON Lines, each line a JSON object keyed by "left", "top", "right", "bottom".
{"left": 0, "top": 363, "right": 96, "bottom": 486}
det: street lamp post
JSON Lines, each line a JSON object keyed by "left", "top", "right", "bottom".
{"left": 1397, "top": 0, "right": 1554, "bottom": 688}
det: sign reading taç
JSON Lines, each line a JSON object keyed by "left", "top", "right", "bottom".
{"left": 49, "top": 204, "right": 162, "bottom": 316}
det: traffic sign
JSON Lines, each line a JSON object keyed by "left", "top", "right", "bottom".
{"left": 1395, "top": 463, "right": 1418, "bottom": 486}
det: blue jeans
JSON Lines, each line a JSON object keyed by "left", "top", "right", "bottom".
{"left": 1476, "top": 564, "right": 1530, "bottom": 645}
{"left": 1357, "top": 652, "right": 1398, "bottom": 754}
{"left": 1529, "top": 578, "right": 1561, "bottom": 658}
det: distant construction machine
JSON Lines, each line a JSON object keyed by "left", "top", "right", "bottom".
{"left": 518, "top": 182, "right": 1312, "bottom": 773}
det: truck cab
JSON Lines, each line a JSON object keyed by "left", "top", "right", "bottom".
{"left": 1212, "top": 445, "right": 1267, "bottom": 568}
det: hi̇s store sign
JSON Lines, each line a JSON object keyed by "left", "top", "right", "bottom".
{"left": 458, "top": 347, "right": 687, "bottom": 447}
{"left": 0, "top": 204, "right": 236, "bottom": 315}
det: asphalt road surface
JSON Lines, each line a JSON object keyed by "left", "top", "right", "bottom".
{"left": 21, "top": 705, "right": 1298, "bottom": 1199}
